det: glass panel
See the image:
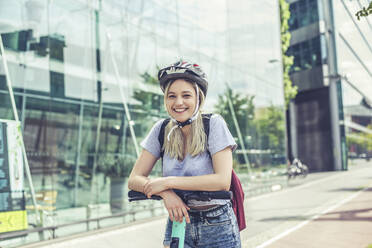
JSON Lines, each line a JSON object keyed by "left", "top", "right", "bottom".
{"left": 288, "top": 0, "right": 319, "bottom": 31}
{"left": 288, "top": 36, "right": 323, "bottom": 73}
{"left": 0, "top": 0, "right": 287, "bottom": 245}
{"left": 308, "top": 0, "right": 319, "bottom": 23}
{"left": 310, "top": 36, "right": 321, "bottom": 66}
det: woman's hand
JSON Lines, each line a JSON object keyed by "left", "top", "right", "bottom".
{"left": 143, "top": 177, "right": 170, "bottom": 198}
{"left": 159, "top": 190, "right": 190, "bottom": 224}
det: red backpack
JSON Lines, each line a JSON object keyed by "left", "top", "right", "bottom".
{"left": 230, "top": 170, "right": 246, "bottom": 231}
{"left": 158, "top": 114, "right": 246, "bottom": 231}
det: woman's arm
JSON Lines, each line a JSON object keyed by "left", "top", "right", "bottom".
{"left": 128, "top": 149, "right": 158, "bottom": 192}
{"left": 144, "top": 147, "right": 233, "bottom": 196}
{"left": 128, "top": 149, "right": 191, "bottom": 223}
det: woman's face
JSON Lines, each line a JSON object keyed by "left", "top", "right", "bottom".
{"left": 165, "top": 79, "right": 197, "bottom": 122}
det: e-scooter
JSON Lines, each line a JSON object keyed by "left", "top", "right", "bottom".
{"left": 128, "top": 190, "right": 232, "bottom": 248}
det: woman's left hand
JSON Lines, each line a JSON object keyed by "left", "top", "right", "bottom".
{"left": 143, "top": 177, "right": 169, "bottom": 198}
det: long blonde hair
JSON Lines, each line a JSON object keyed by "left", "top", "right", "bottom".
{"left": 163, "top": 80, "right": 207, "bottom": 161}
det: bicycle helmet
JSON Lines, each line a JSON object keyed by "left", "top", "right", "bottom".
{"left": 158, "top": 60, "right": 208, "bottom": 96}
{"left": 158, "top": 60, "right": 208, "bottom": 136}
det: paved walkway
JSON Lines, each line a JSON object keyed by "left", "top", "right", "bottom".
{"left": 17, "top": 161, "right": 372, "bottom": 248}
{"left": 263, "top": 185, "right": 372, "bottom": 248}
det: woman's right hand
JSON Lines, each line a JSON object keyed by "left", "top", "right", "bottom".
{"left": 159, "top": 190, "right": 190, "bottom": 224}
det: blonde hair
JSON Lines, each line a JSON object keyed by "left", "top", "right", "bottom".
{"left": 163, "top": 80, "right": 207, "bottom": 161}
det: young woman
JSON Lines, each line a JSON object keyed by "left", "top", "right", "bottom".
{"left": 128, "top": 60, "right": 241, "bottom": 247}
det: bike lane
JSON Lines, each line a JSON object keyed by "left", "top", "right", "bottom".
{"left": 263, "top": 185, "right": 372, "bottom": 248}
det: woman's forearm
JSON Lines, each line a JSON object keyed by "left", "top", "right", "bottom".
{"left": 128, "top": 175, "right": 149, "bottom": 193}
{"left": 166, "top": 174, "right": 231, "bottom": 192}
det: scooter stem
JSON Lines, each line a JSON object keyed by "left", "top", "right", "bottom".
{"left": 170, "top": 217, "right": 186, "bottom": 248}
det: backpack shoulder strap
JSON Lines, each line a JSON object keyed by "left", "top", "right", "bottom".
{"left": 158, "top": 118, "right": 170, "bottom": 158}
{"left": 201, "top": 113, "right": 212, "bottom": 158}
{"left": 201, "top": 113, "right": 212, "bottom": 138}
{"left": 158, "top": 114, "right": 213, "bottom": 159}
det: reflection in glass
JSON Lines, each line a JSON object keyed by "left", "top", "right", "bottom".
{"left": 287, "top": 36, "right": 322, "bottom": 73}
{"left": 289, "top": 0, "right": 319, "bottom": 31}
{"left": 0, "top": 0, "right": 287, "bottom": 244}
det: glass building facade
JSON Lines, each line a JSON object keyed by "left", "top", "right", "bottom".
{"left": 333, "top": 0, "right": 372, "bottom": 159}
{"left": 286, "top": 0, "right": 372, "bottom": 171}
{"left": 0, "top": 0, "right": 285, "bottom": 246}
{"left": 288, "top": 0, "right": 319, "bottom": 31}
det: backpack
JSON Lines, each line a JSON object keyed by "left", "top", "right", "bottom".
{"left": 158, "top": 114, "right": 246, "bottom": 231}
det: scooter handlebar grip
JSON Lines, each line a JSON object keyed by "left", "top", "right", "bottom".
{"left": 128, "top": 190, "right": 162, "bottom": 202}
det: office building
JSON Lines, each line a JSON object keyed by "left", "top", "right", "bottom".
{"left": 286, "top": 0, "right": 372, "bottom": 171}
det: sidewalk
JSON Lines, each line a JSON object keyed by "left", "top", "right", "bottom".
{"left": 264, "top": 185, "right": 372, "bottom": 248}
{"left": 17, "top": 161, "right": 372, "bottom": 248}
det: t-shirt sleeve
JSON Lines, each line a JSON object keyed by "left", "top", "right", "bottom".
{"left": 140, "top": 119, "right": 164, "bottom": 158}
{"left": 208, "top": 114, "right": 238, "bottom": 156}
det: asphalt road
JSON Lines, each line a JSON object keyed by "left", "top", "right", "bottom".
{"left": 241, "top": 160, "right": 372, "bottom": 247}
{"left": 20, "top": 160, "right": 372, "bottom": 248}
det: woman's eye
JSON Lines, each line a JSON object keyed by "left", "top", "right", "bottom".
{"left": 183, "top": 94, "right": 191, "bottom": 98}
{"left": 168, "top": 95, "right": 175, "bottom": 98}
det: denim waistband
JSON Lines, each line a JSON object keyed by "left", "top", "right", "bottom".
{"left": 188, "top": 202, "right": 231, "bottom": 217}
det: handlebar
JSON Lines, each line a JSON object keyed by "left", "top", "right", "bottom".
{"left": 128, "top": 190, "right": 163, "bottom": 201}
{"left": 128, "top": 190, "right": 232, "bottom": 204}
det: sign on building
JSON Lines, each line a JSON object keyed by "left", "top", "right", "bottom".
{"left": 0, "top": 119, "right": 27, "bottom": 233}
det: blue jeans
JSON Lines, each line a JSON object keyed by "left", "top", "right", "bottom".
{"left": 163, "top": 202, "right": 241, "bottom": 247}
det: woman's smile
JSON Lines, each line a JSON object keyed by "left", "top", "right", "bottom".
{"left": 173, "top": 107, "right": 189, "bottom": 113}
{"left": 166, "top": 79, "right": 197, "bottom": 122}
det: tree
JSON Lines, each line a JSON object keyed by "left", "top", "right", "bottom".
{"left": 214, "top": 87, "right": 287, "bottom": 167}
{"left": 214, "top": 85, "right": 256, "bottom": 148}
{"left": 131, "top": 71, "right": 166, "bottom": 146}
{"left": 132, "top": 72, "right": 164, "bottom": 114}
{"left": 256, "top": 105, "right": 285, "bottom": 154}
{"left": 346, "top": 125, "right": 372, "bottom": 155}
{"left": 214, "top": 86, "right": 256, "bottom": 168}
{"left": 279, "top": 0, "right": 298, "bottom": 108}
{"left": 356, "top": 2, "right": 372, "bottom": 20}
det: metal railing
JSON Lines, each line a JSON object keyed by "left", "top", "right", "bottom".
{"left": 0, "top": 204, "right": 165, "bottom": 241}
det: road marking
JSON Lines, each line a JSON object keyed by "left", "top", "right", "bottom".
{"left": 256, "top": 182, "right": 372, "bottom": 248}
{"left": 249, "top": 171, "right": 345, "bottom": 201}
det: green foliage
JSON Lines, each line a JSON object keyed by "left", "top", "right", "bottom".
{"left": 133, "top": 90, "right": 163, "bottom": 112}
{"left": 132, "top": 71, "right": 164, "bottom": 113}
{"left": 214, "top": 87, "right": 285, "bottom": 158}
{"left": 346, "top": 125, "right": 372, "bottom": 154}
{"left": 98, "top": 153, "right": 136, "bottom": 178}
{"left": 214, "top": 85, "right": 255, "bottom": 144}
{"left": 256, "top": 106, "right": 285, "bottom": 153}
{"left": 279, "top": 0, "right": 291, "bottom": 52}
{"left": 279, "top": 0, "right": 297, "bottom": 108}
{"left": 356, "top": 2, "right": 372, "bottom": 20}
{"left": 140, "top": 71, "right": 159, "bottom": 86}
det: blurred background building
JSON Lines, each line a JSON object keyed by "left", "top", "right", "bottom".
{"left": 0, "top": 0, "right": 286, "bottom": 246}
{"left": 286, "top": 0, "right": 372, "bottom": 172}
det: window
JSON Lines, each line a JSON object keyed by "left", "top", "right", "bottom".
{"left": 287, "top": 36, "right": 322, "bottom": 73}
{"left": 50, "top": 71, "right": 65, "bottom": 98}
{"left": 289, "top": 3, "right": 299, "bottom": 30}
{"left": 0, "top": 76, "right": 7, "bottom": 90}
{"left": 1, "top": 30, "right": 33, "bottom": 52}
{"left": 310, "top": 37, "right": 321, "bottom": 66}
{"left": 289, "top": 0, "right": 319, "bottom": 31}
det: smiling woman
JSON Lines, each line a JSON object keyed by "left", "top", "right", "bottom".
{"left": 128, "top": 60, "right": 241, "bottom": 248}
{"left": 0, "top": 0, "right": 287, "bottom": 245}
{"left": 165, "top": 79, "right": 197, "bottom": 123}
{"left": 163, "top": 78, "right": 206, "bottom": 161}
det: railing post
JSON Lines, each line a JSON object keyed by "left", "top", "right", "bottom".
{"left": 86, "top": 205, "right": 91, "bottom": 231}
{"left": 38, "top": 209, "right": 44, "bottom": 241}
